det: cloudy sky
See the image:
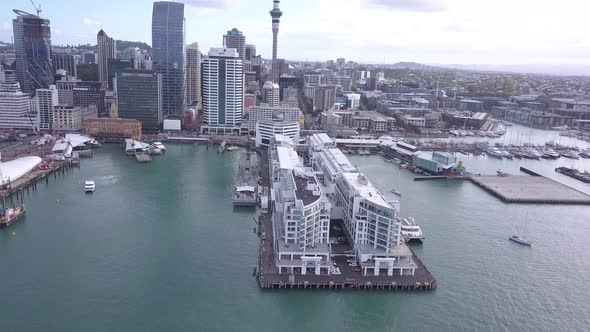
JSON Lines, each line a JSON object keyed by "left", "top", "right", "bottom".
{"left": 1, "top": 0, "right": 588, "bottom": 65}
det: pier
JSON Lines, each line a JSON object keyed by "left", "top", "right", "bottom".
{"left": 255, "top": 148, "right": 437, "bottom": 291}
{"left": 469, "top": 172, "right": 590, "bottom": 204}
{"left": 0, "top": 161, "right": 71, "bottom": 199}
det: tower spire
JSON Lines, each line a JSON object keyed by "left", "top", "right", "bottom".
{"left": 269, "top": 0, "right": 283, "bottom": 83}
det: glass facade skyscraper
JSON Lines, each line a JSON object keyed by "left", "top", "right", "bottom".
{"left": 151, "top": 2, "right": 185, "bottom": 116}
{"left": 201, "top": 48, "right": 243, "bottom": 136}
{"left": 116, "top": 70, "right": 163, "bottom": 131}
{"left": 12, "top": 10, "right": 53, "bottom": 94}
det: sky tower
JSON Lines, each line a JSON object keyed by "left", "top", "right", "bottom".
{"left": 269, "top": 0, "right": 282, "bottom": 83}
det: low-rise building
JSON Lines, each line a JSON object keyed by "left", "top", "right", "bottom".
{"left": 84, "top": 118, "right": 142, "bottom": 141}
{"left": 53, "top": 105, "right": 98, "bottom": 131}
{"left": 459, "top": 99, "right": 484, "bottom": 112}
{"left": 248, "top": 104, "right": 302, "bottom": 134}
{"left": 403, "top": 115, "right": 426, "bottom": 127}
{"left": 256, "top": 120, "right": 300, "bottom": 147}
{"left": 504, "top": 108, "right": 574, "bottom": 128}
{"left": 412, "top": 151, "right": 465, "bottom": 175}
{"left": 0, "top": 82, "right": 35, "bottom": 130}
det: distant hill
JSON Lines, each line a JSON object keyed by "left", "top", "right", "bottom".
{"left": 52, "top": 40, "right": 151, "bottom": 53}
{"left": 432, "top": 63, "right": 590, "bottom": 77}
{"left": 389, "top": 62, "right": 432, "bottom": 70}
{"left": 116, "top": 40, "right": 151, "bottom": 52}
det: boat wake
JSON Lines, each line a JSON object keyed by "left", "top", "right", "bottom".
{"left": 95, "top": 175, "right": 119, "bottom": 185}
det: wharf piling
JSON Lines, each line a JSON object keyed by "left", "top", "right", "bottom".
{"left": 0, "top": 161, "right": 70, "bottom": 199}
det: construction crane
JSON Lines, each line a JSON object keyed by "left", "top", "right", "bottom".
{"left": 30, "top": 0, "right": 42, "bottom": 16}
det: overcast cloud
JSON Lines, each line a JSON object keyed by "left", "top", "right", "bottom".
{"left": 0, "top": 0, "right": 588, "bottom": 66}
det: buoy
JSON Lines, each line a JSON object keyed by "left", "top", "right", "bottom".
{"left": 56, "top": 198, "right": 60, "bottom": 203}
{"left": 11, "top": 232, "right": 16, "bottom": 236}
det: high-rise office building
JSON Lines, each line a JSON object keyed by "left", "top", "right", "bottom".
{"left": 51, "top": 52, "right": 77, "bottom": 77}
{"left": 278, "top": 75, "right": 297, "bottom": 100}
{"left": 97, "top": 29, "right": 116, "bottom": 84}
{"left": 223, "top": 28, "right": 246, "bottom": 61}
{"left": 185, "top": 42, "right": 201, "bottom": 106}
{"left": 82, "top": 51, "right": 96, "bottom": 64}
{"left": 201, "top": 48, "right": 243, "bottom": 136}
{"left": 107, "top": 59, "right": 132, "bottom": 90}
{"left": 73, "top": 81, "right": 106, "bottom": 116}
{"left": 262, "top": 81, "right": 280, "bottom": 107}
{"left": 313, "top": 85, "right": 337, "bottom": 111}
{"left": 0, "top": 69, "right": 18, "bottom": 84}
{"left": 269, "top": 0, "right": 283, "bottom": 83}
{"left": 152, "top": 1, "right": 185, "bottom": 116}
{"left": 13, "top": 9, "right": 53, "bottom": 93}
{"left": 36, "top": 85, "right": 58, "bottom": 130}
{"left": 245, "top": 44, "right": 256, "bottom": 62}
{"left": 116, "top": 70, "right": 163, "bottom": 131}
{"left": 55, "top": 76, "right": 76, "bottom": 106}
{"left": 0, "top": 82, "right": 35, "bottom": 130}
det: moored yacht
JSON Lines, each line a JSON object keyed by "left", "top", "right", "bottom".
{"left": 500, "top": 150, "right": 513, "bottom": 159}
{"left": 485, "top": 147, "right": 504, "bottom": 159}
{"left": 523, "top": 148, "right": 542, "bottom": 159}
{"left": 542, "top": 149, "right": 560, "bottom": 159}
{"left": 561, "top": 150, "right": 580, "bottom": 159}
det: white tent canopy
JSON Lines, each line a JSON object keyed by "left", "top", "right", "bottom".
{"left": 0, "top": 156, "right": 42, "bottom": 186}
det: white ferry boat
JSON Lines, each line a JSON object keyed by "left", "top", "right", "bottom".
{"left": 152, "top": 142, "right": 166, "bottom": 152}
{"left": 399, "top": 217, "right": 424, "bottom": 243}
{"left": 84, "top": 180, "right": 96, "bottom": 193}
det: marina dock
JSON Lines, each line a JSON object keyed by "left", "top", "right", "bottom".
{"left": 469, "top": 172, "right": 590, "bottom": 204}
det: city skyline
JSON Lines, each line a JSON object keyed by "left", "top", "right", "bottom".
{"left": 1, "top": 0, "right": 590, "bottom": 67}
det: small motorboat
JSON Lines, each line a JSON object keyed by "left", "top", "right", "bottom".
{"left": 85, "top": 180, "right": 96, "bottom": 193}
{"left": 509, "top": 235, "right": 531, "bottom": 246}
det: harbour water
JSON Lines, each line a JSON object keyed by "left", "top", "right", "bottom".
{"left": 1, "top": 141, "right": 590, "bottom": 331}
